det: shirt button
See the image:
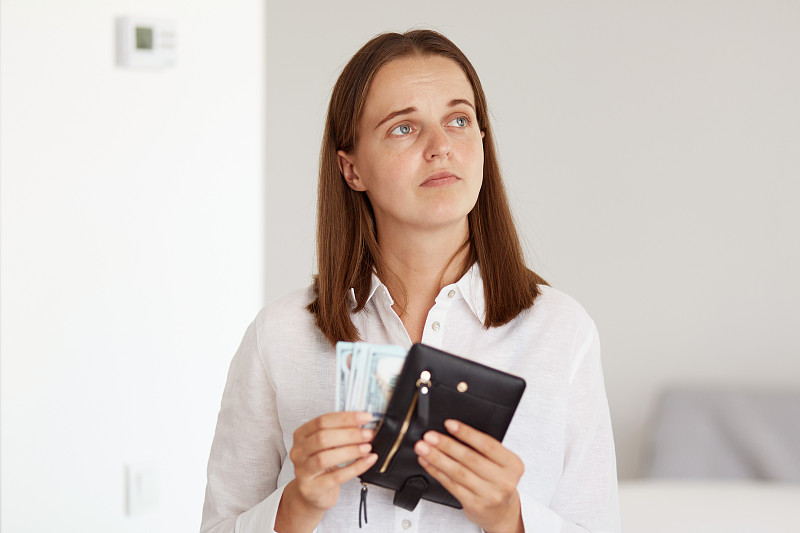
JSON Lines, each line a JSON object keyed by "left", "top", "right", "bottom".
{"left": 431, "top": 321, "right": 440, "bottom": 331}
{"left": 401, "top": 519, "right": 412, "bottom": 529}
{"left": 447, "top": 290, "right": 456, "bottom": 298}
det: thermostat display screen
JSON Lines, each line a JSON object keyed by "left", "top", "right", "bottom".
{"left": 135, "top": 27, "right": 154, "bottom": 50}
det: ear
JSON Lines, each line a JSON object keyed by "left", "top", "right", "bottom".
{"left": 481, "top": 130, "right": 486, "bottom": 139}
{"left": 337, "top": 150, "right": 367, "bottom": 192}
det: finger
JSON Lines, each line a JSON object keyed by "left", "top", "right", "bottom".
{"left": 295, "top": 411, "right": 372, "bottom": 440}
{"left": 297, "top": 453, "right": 379, "bottom": 502}
{"left": 416, "top": 454, "right": 478, "bottom": 507}
{"left": 296, "top": 443, "right": 373, "bottom": 478}
{"left": 419, "top": 430, "right": 502, "bottom": 483}
{"left": 443, "top": 419, "right": 516, "bottom": 467}
{"left": 326, "top": 452, "right": 379, "bottom": 485}
{"left": 300, "top": 427, "right": 374, "bottom": 456}
{"left": 414, "top": 438, "right": 489, "bottom": 495}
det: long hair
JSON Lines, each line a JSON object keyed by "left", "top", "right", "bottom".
{"left": 308, "top": 29, "right": 546, "bottom": 346}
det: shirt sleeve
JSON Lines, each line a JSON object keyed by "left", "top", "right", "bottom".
{"left": 200, "top": 319, "right": 288, "bottom": 533}
{"left": 518, "top": 322, "right": 621, "bottom": 533}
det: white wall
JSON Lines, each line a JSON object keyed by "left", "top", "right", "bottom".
{"left": 0, "top": 1, "right": 265, "bottom": 531}
{"left": 265, "top": 0, "right": 800, "bottom": 479}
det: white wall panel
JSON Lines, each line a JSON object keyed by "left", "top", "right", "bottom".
{"left": 0, "top": 1, "right": 265, "bottom": 530}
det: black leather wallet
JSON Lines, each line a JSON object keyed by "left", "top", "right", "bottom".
{"left": 359, "top": 343, "right": 526, "bottom": 512}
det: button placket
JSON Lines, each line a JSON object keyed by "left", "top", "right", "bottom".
{"left": 435, "top": 284, "right": 459, "bottom": 305}
{"left": 393, "top": 505, "right": 420, "bottom": 533}
{"left": 421, "top": 309, "right": 446, "bottom": 347}
{"left": 421, "top": 285, "right": 457, "bottom": 348}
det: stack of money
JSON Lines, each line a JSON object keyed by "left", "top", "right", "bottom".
{"left": 336, "top": 342, "right": 407, "bottom": 428}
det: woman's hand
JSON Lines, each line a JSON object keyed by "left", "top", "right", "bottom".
{"left": 414, "top": 419, "right": 524, "bottom": 533}
{"left": 275, "top": 411, "right": 377, "bottom": 533}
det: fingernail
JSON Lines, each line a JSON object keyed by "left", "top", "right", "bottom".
{"left": 362, "top": 429, "right": 374, "bottom": 440}
{"left": 415, "top": 441, "right": 430, "bottom": 456}
{"left": 357, "top": 412, "right": 373, "bottom": 423}
{"left": 366, "top": 453, "right": 378, "bottom": 463}
{"left": 359, "top": 443, "right": 372, "bottom": 454}
{"left": 418, "top": 456, "right": 429, "bottom": 467}
{"left": 423, "top": 431, "right": 440, "bottom": 445}
{"left": 444, "top": 419, "right": 459, "bottom": 433}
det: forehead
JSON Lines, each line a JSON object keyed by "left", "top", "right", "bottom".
{"left": 362, "top": 55, "right": 475, "bottom": 116}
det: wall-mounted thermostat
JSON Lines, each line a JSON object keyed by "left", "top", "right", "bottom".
{"left": 116, "top": 17, "right": 176, "bottom": 68}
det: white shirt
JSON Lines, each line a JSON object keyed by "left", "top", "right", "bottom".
{"left": 200, "top": 265, "right": 620, "bottom": 533}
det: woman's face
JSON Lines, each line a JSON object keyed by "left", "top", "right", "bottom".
{"left": 338, "top": 55, "right": 484, "bottom": 242}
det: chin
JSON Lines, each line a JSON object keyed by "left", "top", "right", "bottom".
{"left": 417, "top": 207, "right": 472, "bottom": 231}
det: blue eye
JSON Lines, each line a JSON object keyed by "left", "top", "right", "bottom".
{"left": 449, "top": 116, "right": 469, "bottom": 128}
{"left": 390, "top": 124, "right": 412, "bottom": 136}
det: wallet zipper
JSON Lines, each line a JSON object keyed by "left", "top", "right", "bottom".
{"left": 379, "top": 370, "right": 431, "bottom": 474}
{"left": 359, "top": 481, "right": 368, "bottom": 527}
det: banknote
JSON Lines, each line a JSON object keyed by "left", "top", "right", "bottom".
{"left": 347, "top": 342, "right": 368, "bottom": 411}
{"left": 361, "top": 344, "right": 406, "bottom": 427}
{"left": 337, "top": 341, "right": 365, "bottom": 412}
{"left": 336, "top": 341, "right": 407, "bottom": 426}
{"left": 335, "top": 342, "right": 353, "bottom": 412}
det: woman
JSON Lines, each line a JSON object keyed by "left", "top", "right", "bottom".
{"left": 201, "top": 30, "right": 620, "bottom": 533}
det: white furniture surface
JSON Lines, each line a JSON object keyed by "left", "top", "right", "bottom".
{"left": 619, "top": 480, "right": 800, "bottom": 533}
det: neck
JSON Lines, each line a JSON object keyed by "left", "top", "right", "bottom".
{"left": 377, "top": 220, "right": 470, "bottom": 319}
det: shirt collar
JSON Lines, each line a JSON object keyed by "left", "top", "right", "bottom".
{"left": 348, "top": 262, "right": 486, "bottom": 324}
{"left": 348, "top": 271, "right": 387, "bottom": 305}
{"left": 456, "top": 262, "right": 486, "bottom": 324}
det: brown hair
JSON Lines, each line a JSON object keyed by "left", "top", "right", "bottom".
{"left": 308, "top": 29, "right": 546, "bottom": 346}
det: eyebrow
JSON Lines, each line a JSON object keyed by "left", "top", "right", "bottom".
{"left": 374, "top": 99, "right": 476, "bottom": 130}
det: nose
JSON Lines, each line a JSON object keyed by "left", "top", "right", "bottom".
{"left": 424, "top": 127, "right": 452, "bottom": 160}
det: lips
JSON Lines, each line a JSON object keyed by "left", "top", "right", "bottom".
{"left": 421, "top": 171, "right": 460, "bottom": 187}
